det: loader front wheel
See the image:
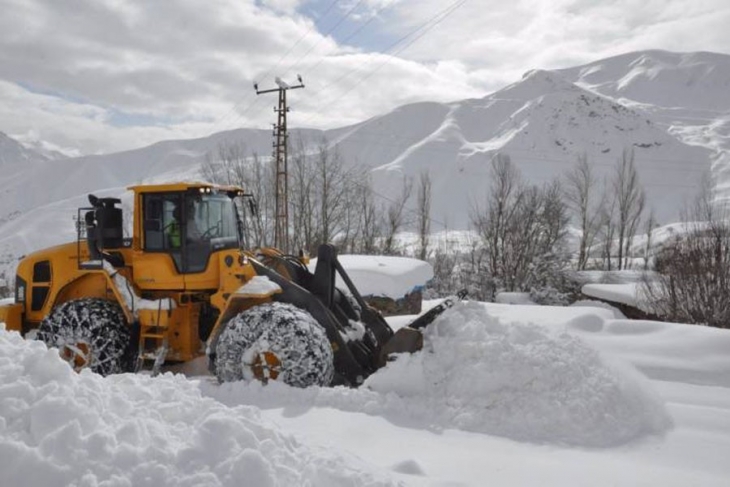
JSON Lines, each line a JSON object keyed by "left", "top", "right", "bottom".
{"left": 213, "top": 302, "right": 334, "bottom": 388}
{"left": 37, "top": 298, "right": 131, "bottom": 376}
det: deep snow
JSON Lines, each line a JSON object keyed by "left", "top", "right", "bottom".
{"left": 3, "top": 295, "right": 730, "bottom": 486}
{"left": 0, "top": 327, "right": 395, "bottom": 487}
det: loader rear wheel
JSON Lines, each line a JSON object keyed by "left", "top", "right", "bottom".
{"left": 37, "top": 298, "right": 131, "bottom": 376}
{"left": 213, "top": 302, "right": 334, "bottom": 388}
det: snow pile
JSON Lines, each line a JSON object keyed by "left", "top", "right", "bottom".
{"left": 236, "top": 275, "right": 282, "bottom": 296}
{"left": 0, "top": 327, "right": 396, "bottom": 487}
{"left": 366, "top": 302, "right": 671, "bottom": 446}
{"left": 205, "top": 302, "right": 671, "bottom": 447}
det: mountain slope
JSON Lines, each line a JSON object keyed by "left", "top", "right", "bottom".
{"left": 556, "top": 50, "right": 730, "bottom": 112}
{"left": 0, "top": 131, "right": 56, "bottom": 166}
{"left": 0, "top": 50, "right": 725, "bottom": 268}
{"left": 556, "top": 50, "right": 730, "bottom": 204}
{"left": 331, "top": 67, "right": 711, "bottom": 228}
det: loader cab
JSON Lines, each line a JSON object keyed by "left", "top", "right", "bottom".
{"left": 137, "top": 185, "right": 243, "bottom": 274}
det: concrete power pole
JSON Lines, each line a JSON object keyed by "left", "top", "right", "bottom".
{"left": 255, "top": 75, "right": 305, "bottom": 252}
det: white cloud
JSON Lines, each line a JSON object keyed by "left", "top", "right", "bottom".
{"left": 260, "top": 0, "right": 306, "bottom": 14}
{"left": 0, "top": 0, "right": 728, "bottom": 154}
{"left": 382, "top": 0, "right": 730, "bottom": 75}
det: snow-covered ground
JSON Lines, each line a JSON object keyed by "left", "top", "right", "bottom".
{"left": 2, "top": 294, "right": 730, "bottom": 486}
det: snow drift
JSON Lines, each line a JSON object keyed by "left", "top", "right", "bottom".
{"left": 0, "top": 327, "right": 396, "bottom": 487}
{"left": 205, "top": 302, "right": 672, "bottom": 447}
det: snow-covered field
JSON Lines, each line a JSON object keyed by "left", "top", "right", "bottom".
{"left": 2, "top": 295, "right": 730, "bottom": 486}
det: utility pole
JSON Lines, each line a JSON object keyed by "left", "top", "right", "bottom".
{"left": 255, "top": 75, "right": 305, "bottom": 252}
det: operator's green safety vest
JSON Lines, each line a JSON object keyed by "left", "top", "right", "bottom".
{"left": 167, "top": 220, "right": 181, "bottom": 248}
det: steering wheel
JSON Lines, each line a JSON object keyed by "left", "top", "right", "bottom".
{"left": 200, "top": 221, "right": 222, "bottom": 240}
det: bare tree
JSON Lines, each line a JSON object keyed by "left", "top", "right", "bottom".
{"left": 417, "top": 170, "right": 432, "bottom": 261}
{"left": 540, "top": 180, "right": 570, "bottom": 254}
{"left": 248, "top": 152, "right": 276, "bottom": 247}
{"left": 470, "top": 154, "right": 570, "bottom": 293}
{"left": 383, "top": 176, "right": 414, "bottom": 255}
{"left": 613, "top": 149, "right": 646, "bottom": 270}
{"left": 202, "top": 143, "right": 248, "bottom": 186}
{"left": 289, "top": 139, "right": 315, "bottom": 252}
{"left": 358, "top": 176, "right": 381, "bottom": 254}
{"left": 201, "top": 143, "right": 275, "bottom": 247}
{"left": 471, "top": 153, "right": 522, "bottom": 277}
{"left": 287, "top": 137, "right": 374, "bottom": 254}
{"left": 643, "top": 207, "right": 730, "bottom": 328}
{"left": 643, "top": 209, "right": 657, "bottom": 270}
{"left": 564, "top": 154, "right": 602, "bottom": 270}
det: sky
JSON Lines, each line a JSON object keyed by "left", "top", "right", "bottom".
{"left": 0, "top": 0, "right": 729, "bottom": 156}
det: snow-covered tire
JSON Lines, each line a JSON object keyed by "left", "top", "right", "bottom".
{"left": 37, "top": 298, "right": 131, "bottom": 376}
{"left": 213, "top": 302, "right": 334, "bottom": 387}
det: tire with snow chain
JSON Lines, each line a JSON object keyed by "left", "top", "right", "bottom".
{"left": 37, "top": 298, "right": 131, "bottom": 376}
{"left": 213, "top": 302, "right": 334, "bottom": 387}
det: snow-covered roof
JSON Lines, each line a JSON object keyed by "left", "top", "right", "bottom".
{"left": 308, "top": 254, "right": 433, "bottom": 299}
{"left": 582, "top": 283, "right": 640, "bottom": 308}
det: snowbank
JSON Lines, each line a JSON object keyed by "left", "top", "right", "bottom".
{"left": 0, "top": 326, "right": 396, "bottom": 487}
{"left": 566, "top": 315, "right": 730, "bottom": 388}
{"left": 308, "top": 255, "right": 433, "bottom": 299}
{"left": 204, "top": 302, "right": 671, "bottom": 448}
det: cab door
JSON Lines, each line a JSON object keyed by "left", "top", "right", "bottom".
{"left": 134, "top": 193, "right": 186, "bottom": 291}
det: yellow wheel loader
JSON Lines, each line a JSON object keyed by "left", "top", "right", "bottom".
{"left": 0, "top": 182, "right": 463, "bottom": 387}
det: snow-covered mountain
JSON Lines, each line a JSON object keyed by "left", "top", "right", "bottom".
{"left": 332, "top": 65, "right": 713, "bottom": 228}
{"left": 0, "top": 50, "right": 727, "bottom": 268}
{"left": 557, "top": 50, "right": 730, "bottom": 202}
{"left": 0, "top": 131, "right": 58, "bottom": 166}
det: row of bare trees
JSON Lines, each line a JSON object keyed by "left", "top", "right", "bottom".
{"left": 201, "top": 139, "right": 427, "bottom": 256}
{"left": 641, "top": 179, "right": 730, "bottom": 329}
{"left": 564, "top": 149, "right": 647, "bottom": 271}
{"left": 204, "top": 140, "right": 652, "bottom": 300}
{"left": 469, "top": 154, "right": 571, "bottom": 296}
{"left": 427, "top": 149, "right": 650, "bottom": 301}
{"left": 205, "top": 140, "right": 730, "bottom": 328}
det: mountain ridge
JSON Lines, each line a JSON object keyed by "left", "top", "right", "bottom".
{"left": 0, "top": 49, "right": 726, "bottom": 269}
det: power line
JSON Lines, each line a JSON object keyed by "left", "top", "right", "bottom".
{"left": 220, "top": 0, "right": 468, "bottom": 139}
{"left": 292, "top": 11, "right": 379, "bottom": 82}
{"left": 207, "top": 0, "right": 340, "bottom": 135}
{"left": 216, "top": 0, "right": 373, "bottom": 136}
{"left": 281, "top": 0, "right": 367, "bottom": 78}
{"left": 229, "top": 0, "right": 371, "bottom": 132}
{"left": 296, "top": 0, "right": 468, "bottom": 126}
